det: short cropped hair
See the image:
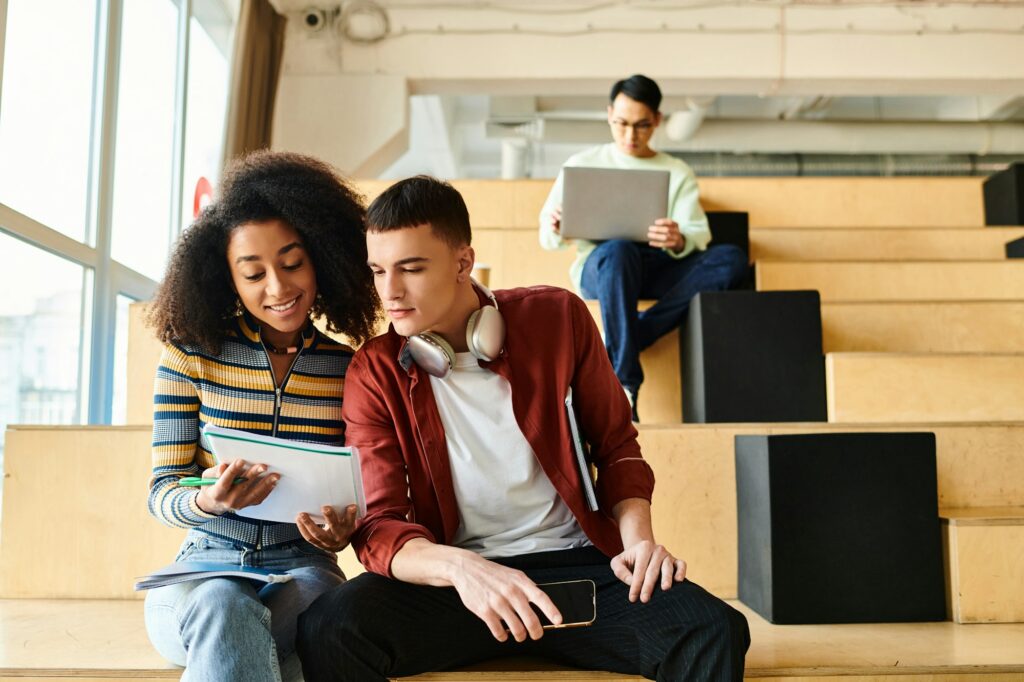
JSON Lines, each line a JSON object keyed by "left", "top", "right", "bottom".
{"left": 366, "top": 175, "right": 472, "bottom": 248}
{"left": 610, "top": 74, "right": 662, "bottom": 114}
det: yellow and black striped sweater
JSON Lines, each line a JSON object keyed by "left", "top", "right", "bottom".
{"left": 148, "top": 314, "right": 353, "bottom": 548}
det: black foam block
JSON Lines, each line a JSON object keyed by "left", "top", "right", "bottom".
{"left": 984, "top": 163, "right": 1024, "bottom": 226}
{"left": 706, "top": 211, "right": 750, "bottom": 256}
{"left": 1007, "top": 236, "right": 1024, "bottom": 259}
{"left": 735, "top": 432, "right": 946, "bottom": 624}
{"left": 682, "top": 290, "right": 826, "bottom": 422}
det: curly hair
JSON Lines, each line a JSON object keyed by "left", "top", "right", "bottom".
{"left": 148, "top": 150, "right": 381, "bottom": 354}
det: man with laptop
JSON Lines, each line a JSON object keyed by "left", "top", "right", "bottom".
{"left": 296, "top": 176, "right": 749, "bottom": 681}
{"left": 540, "top": 74, "right": 748, "bottom": 420}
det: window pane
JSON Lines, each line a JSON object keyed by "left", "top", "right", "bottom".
{"left": 110, "top": 0, "right": 179, "bottom": 281}
{"left": 0, "top": 233, "right": 89, "bottom": 490}
{"left": 111, "top": 294, "right": 135, "bottom": 425}
{"left": 0, "top": 0, "right": 97, "bottom": 242}
{"left": 180, "top": 5, "right": 235, "bottom": 232}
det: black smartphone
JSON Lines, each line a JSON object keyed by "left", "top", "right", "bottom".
{"left": 534, "top": 579, "right": 596, "bottom": 629}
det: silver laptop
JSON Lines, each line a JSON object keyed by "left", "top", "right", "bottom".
{"left": 560, "top": 167, "right": 670, "bottom": 242}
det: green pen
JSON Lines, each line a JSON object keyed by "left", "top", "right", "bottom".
{"left": 179, "top": 476, "right": 249, "bottom": 487}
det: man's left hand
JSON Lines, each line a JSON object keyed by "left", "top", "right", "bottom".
{"left": 647, "top": 219, "right": 685, "bottom": 252}
{"left": 610, "top": 540, "right": 687, "bottom": 603}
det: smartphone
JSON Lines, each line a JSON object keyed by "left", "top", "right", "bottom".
{"left": 534, "top": 579, "right": 596, "bottom": 629}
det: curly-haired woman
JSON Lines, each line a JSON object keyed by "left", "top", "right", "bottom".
{"left": 143, "top": 150, "right": 380, "bottom": 681}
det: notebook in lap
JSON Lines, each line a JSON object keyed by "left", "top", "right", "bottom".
{"left": 560, "top": 167, "right": 670, "bottom": 242}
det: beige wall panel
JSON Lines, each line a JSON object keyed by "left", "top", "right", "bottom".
{"left": 0, "top": 427, "right": 185, "bottom": 599}
{"left": 826, "top": 353, "right": 1024, "bottom": 423}
{"left": 944, "top": 512, "right": 1024, "bottom": 624}
{"left": 128, "top": 303, "right": 163, "bottom": 425}
{"left": 750, "top": 228, "right": 1024, "bottom": 262}
{"left": 758, "top": 262, "right": 1024, "bottom": 302}
{"left": 822, "top": 301, "right": 1024, "bottom": 354}
{"left": 699, "top": 177, "right": 985, "bottom": 228}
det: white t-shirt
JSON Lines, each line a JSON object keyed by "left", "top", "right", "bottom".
{"left": 429, "top": 352, "right": 592, "bottom": 558}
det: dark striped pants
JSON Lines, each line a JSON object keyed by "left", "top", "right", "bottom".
{"left": 296, "top": 547, "right": 750, "bottom": 681}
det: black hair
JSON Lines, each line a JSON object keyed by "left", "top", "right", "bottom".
{"left": 609, "top": 74, "right": 662, "bottom": 113}
{"left": 365, "top": 175, "right": 472, "bottom": 248}
{"left": 148, "top": 150, "right": 380, "bottom": 354}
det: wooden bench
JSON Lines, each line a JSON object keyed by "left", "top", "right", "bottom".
{"left": 4, "top": 598, "right": 1024, "bottom": 681}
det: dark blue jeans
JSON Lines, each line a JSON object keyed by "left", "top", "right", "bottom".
{"left": 581, "top": 241, "right": 748, "bottom": 397}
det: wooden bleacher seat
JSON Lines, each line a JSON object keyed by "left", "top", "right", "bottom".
{"left": 5, "top": 597, "right": 1024, "bottom": 681}
{"left": 821, "top": 301, "right": 1024, "bottom": 354}
{"left": 758, "top": 261, "right": 1024, "bottom": 302}
{"left": 826, "top": 352, "right": 1024, "bottom": 423}
{"left": 750, "top": 227, "right": 1024, "bottom": 261}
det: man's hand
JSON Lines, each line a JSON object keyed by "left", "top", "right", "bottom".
{"left": 648, "top": 218, "right": 685, "bottom": 252}
{"left": 194, "top": 460, "right": 279, "bottom": 516}
{"left": 296, "top": 504, "right": 358, "bottom": 552}
{"left": 610, "top": 540, "right": 687, "bottom": 603}
{"left": 547, "top": 205, "right": 573, "bottom": 243}
{"left": 449, "top": 553, "right": 563, "bottom": 643}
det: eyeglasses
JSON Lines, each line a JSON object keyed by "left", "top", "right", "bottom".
{"left": 610, "top": 119, "right": 655, "bottom": 134}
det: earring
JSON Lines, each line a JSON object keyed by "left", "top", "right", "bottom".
{"left": 234, "top": 298, "right": 244, "bottom": 317}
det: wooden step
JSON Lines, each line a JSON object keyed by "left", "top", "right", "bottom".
{"left": 4, "top": 598, "right": 1023, "bottom": 681}
{"left": 8, "top": 422, "right": 1022, "bottom": 601}
{"left": 750, "top": 227, "right": 1024, "bottom": 261}
{"left": 826, "top": 353, "right": 1024, "bottom": 423}
{"left": 942, "top": 507, "right": 1024, "bottom": 624}
{"left": 757, "top": 261, "right": 1024, "bottom": 302}
{"left": 822, "top": 301, "right": 1024, "bottom": 353}
{"left": 358, "top": 177, "right": 989, "bottom": 229}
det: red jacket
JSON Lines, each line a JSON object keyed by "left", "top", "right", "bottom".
{"left": 342, "top": 285, "right": 655, "bottom": 577}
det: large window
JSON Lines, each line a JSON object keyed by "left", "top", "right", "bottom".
{"left": 0, "top": 0, "right": 98, "bottom": 242}
{"left": 0, "top": 0, "right": 239, "bottom": 488}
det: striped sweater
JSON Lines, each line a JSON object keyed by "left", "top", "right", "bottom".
{"left": 148, "top": 313, "right": 353, "bottom": 548}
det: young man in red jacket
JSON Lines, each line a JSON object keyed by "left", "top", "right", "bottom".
{"left": 296, "top": 176, "right": 749, "bottom": 681}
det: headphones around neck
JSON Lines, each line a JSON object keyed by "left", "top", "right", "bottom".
{"left": 406, "top": 279, "right": 506, "bottom": 379}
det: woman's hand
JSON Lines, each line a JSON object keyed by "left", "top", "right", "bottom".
{"left": 194, "top": 460, "right": 279, "bottom": 516}
{"left": 296, "top": 504, "right": 358, "bottom": 552}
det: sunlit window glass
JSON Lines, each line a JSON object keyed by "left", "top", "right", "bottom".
{"left": 0, "top": 0, "right": 97, "bottom": 242}
{"left": 180, "top": 4, "right": 236, "bottom": 232}
{"left": 0, "top": 232, "right": 90, "bottom": 470}
{"left": 111, "top": 294, "right": 136, "bottom": 425}
{"left": 110, "top": 0, "right": 179, "bottom": 281}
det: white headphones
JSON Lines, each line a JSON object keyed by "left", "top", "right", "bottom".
{"left": 406, "top": 279, "right": 506, "bottom": 379}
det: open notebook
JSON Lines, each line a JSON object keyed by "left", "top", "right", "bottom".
{"left": 202, "top": 423, "right": 366, "bottom": 524}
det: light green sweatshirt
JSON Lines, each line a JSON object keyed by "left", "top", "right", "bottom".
{"left": 539, "top": 143, "right": 711, "bottom": 293}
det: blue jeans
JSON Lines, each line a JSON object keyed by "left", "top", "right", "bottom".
{"left": 581, "top": 241, "right": 748, "bottom": 398}
{"left": 145, "top": 529, "right": 346, "bottom": 682}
